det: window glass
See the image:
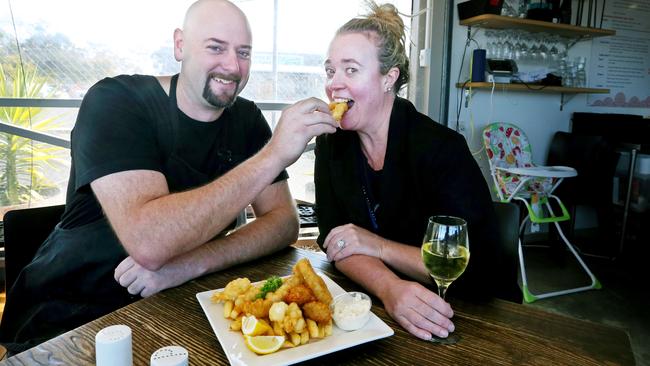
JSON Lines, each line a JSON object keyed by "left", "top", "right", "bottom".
{"left": 1, "top": 0, "right": 411, "bottom": 210}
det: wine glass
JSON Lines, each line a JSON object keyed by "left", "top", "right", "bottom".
{"left": 421, "top": 215, "right": 470, "bottom": 344}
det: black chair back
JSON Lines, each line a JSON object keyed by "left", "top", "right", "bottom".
{"left": 493, "top": 201, "right": 523, "bottom": 303}
{"left": 3, "top": 204, "right": 65, "bottom": 291}
{"left": 547, "top": 131, "right": 619, "bottom": 250}
{"left": 547, "top": 131, "right": 618, "bottom": 206}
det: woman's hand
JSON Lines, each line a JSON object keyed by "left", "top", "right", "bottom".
{"left": 380, "top": 278, "right": 456, "bottom": 340}
{"left": 323, "top": 223, "right": 385, "bottom": 262}
{"left": 114, "top": 256, "right": 190, "bottom": 298}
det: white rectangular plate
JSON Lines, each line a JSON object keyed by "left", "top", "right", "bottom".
{"left": 196, "top": 274, "right": 394, "bottom": 366}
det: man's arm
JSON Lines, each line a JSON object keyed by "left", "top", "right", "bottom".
{"left": 114, "top": 180, "right": 298, "bottom": 296}
{"left": 93, "top": 97, "right": 334, "bottom": 271}
{"left": 92, "top": 145, "right": 285, "bottom": 270}
{"left": 193, "top": 179, "right": 298, "bottom": 275}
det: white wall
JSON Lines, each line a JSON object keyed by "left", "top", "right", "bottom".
{"left": 446, "top": 0, "right": 650, "bottom": 182}
{"left": 443, "top": 1, "right": 649, "bottom": 232}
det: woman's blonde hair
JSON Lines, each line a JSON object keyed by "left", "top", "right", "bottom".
{"left": 336, "top": 1, "right": 409, "bottom": 93}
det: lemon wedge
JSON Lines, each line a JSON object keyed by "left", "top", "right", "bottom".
{"left": 244, "top": 335, "right": 285, "bottom": 355}
{"left": 241, "top": 315, "right": 271, "bottom": 336}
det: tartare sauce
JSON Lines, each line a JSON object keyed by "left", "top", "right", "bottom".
{"left": 332, "top": 292, "right": 371, "bottom": 331}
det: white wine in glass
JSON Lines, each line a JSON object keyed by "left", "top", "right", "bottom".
{"left": 421, "top": 215, "right": 470, "bottom": 344}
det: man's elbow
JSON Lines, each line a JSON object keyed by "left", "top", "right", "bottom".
{"left": 129, "top": 248, "right": 167, "bottom": 271}
{"left": 287, "top": 216, "right": 299, "bottom": 244}
{"left": 281, "top": 209, "right": 300, "bottom": 246}
{"left": 121, "top": 236, "right": 168, "bottom": 271}
{"left": 271, "top": 206, "right": 299, "bottom": 247}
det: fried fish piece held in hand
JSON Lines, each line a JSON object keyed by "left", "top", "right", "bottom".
{"left": 328, "top": 100, "right": 349, "bottom": 125}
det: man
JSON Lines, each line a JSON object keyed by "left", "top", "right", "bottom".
{"left": 0, "top": 0, "right": 336, "bottom": 355}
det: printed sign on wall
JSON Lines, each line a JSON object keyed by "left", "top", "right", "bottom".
{"left": 588, "top": 0, "right": 650, "bottom": 107}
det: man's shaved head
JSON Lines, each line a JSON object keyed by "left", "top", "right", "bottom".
{"left": 183, "top": 0, "right": 249, "bottom": 36}
{"left": 174, "top": 0, "right": 253, "bottom": 116}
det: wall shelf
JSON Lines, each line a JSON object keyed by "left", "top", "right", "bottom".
{"left": 460, "top": 14, "right": 616, "bottom": 39}
{"left": 455, "top": 82, "right": 609, "bottom": 94}
{"left": 457, "top": 15, "right": 616, "bottom": 110}
{"left": 455, "top": 82, "right": 610, "bottom": 110}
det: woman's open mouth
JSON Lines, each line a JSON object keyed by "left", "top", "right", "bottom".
{"left": 333, "top": 98, "right": 355, "bottom": 110}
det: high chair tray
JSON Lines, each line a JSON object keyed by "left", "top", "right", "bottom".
{"left": 497, "top": 166, "right": 577, "bottom": 178}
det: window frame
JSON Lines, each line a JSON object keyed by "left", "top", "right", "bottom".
{"left": 1, "top": 0, "right": 453, "bottom": 206}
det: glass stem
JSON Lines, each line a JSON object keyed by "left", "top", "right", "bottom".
{"left": 438, "top": 285, "right": 449, "bottom": 301}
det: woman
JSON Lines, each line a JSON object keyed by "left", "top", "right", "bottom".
{"left": 315, "top": 2, "right": 507, "bottom": 341}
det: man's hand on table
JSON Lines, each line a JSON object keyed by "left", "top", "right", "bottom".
{"left": 114, "top": 256, "right": 189, "bottom": 298}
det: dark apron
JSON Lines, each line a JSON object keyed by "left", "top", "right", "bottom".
{"left": 0, "top": 74, "right": 237, "bottom": 354}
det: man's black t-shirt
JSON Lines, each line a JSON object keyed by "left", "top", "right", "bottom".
{"left": 0, "top": 74, "right": 290, "bottom": 354}
{"left": 61, "top": 74, "right": 288, "bottom": 229}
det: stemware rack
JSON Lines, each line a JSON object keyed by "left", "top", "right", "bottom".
{"left": 460, "top": 14, "right": 616, "bottom": 39}
{"left": 457, "top": 14, "right": 616, "bottom": 110}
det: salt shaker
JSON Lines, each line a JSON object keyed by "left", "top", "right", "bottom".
{"left": 150, "top": 346, "right": 189, "bottom": 366}
{"left": 95, "top": 324, "right": 133, "bottom": 366}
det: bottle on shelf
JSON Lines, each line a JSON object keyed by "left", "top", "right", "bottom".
{"left": 559, "top": 0, "right": 572, "bottom": 24}
{"left": 575, "top": 56, "right": 587, "bottom": 87}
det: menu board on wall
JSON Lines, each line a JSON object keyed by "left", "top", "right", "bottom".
{"left": 588, "top": 0, "right": 650, "bottom": 107}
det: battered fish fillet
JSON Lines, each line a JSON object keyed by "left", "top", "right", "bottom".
{"left": 293, "top": 258, "right": 333, "bottom": 305}
{"left": 239, "top": 298, "right": 274, "bottom": 319}
{"left": 236, "top": 284, "right": 261, "bottom": 303}
{"left": 266, "top": 275, "right": 302, "bottom": 302}
{"left": 212, "top": 277, "right": 251, "bottom": 302}
{"left": 329, "top": 101, "right": 349, "bottom": 124}
{"left": 283, "top": 284, "right": 316, "bottom": 306}
{"left": 302, "top": 301, "right": 332, "bottom": 324}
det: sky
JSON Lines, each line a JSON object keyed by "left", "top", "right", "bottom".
{"left": 2, "top": 0, "right": 411, "bottom": 56}
{"left": 2, "top": 0, "right": 192, "bottom": 54}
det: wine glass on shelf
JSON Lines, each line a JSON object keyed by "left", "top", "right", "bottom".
{"left": 485, "top": 30, "right": 496, "bottom": 58}
{"left": 421, "top": 215, "right": 470, "bottom": 344}
{"left": 529, "top": 34, "right": 540, "bottom": 62}
{"left": 515, "top": 31, "right": 529, "bottom": 61}
{"left": 538, "top": 33, "right": 549, "bottom": 63}
{"left": 502, "top": 31, "right": 514, "bottom": 60}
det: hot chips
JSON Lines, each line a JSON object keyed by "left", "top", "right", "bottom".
{"left": 230, "top": 316, "right": 243, "bottom": 331}
{"left": 307, "top": 319, "right": 319, "bottom": 338}
{"left": 223, "top": 300, "right": 233, "bottom": 318}
{"left": 211, "top": 259, "right": 334, "bottom": 355}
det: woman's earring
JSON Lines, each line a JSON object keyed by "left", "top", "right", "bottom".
{"left": 385, "top": 86, "right": 392, "bottom": 93}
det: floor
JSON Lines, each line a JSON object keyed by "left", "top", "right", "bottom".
{"left": 520, "top": 240, "right": 649, "bottom": 366}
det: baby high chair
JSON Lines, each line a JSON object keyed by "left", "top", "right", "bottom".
{"left": 482, "top": 123, "right": 601, "bottom": 303}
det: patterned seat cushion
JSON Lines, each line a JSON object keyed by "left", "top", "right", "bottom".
{"left": 483, "top": 123, "right": 554, "bottom": 198}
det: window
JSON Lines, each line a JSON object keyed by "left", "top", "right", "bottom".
{"left": 0, "top": 0, "right": 412, "bottom": 212}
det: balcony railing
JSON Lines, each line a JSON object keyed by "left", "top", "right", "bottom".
{"left": 0, "top": 98, "right": 292, "bottom": 149}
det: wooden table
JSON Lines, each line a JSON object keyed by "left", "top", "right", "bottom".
{"left": 4, "top": 247, "right": 634, "bottom": 365}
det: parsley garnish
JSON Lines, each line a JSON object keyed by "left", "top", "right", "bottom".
{"left": 256, "top": 275, "right": 283, "bottom": 299}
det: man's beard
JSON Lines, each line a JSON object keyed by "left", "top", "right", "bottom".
{"left": 203, "top": 74, "right": 240, "bottom": 109}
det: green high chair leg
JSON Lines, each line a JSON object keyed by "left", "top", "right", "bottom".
{"left": 518, "top": 201, "right": 601, "bottom": 303}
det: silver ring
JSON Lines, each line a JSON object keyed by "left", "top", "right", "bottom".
{"left": 336, "top": 239, "right": 346, "bottom": 249}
